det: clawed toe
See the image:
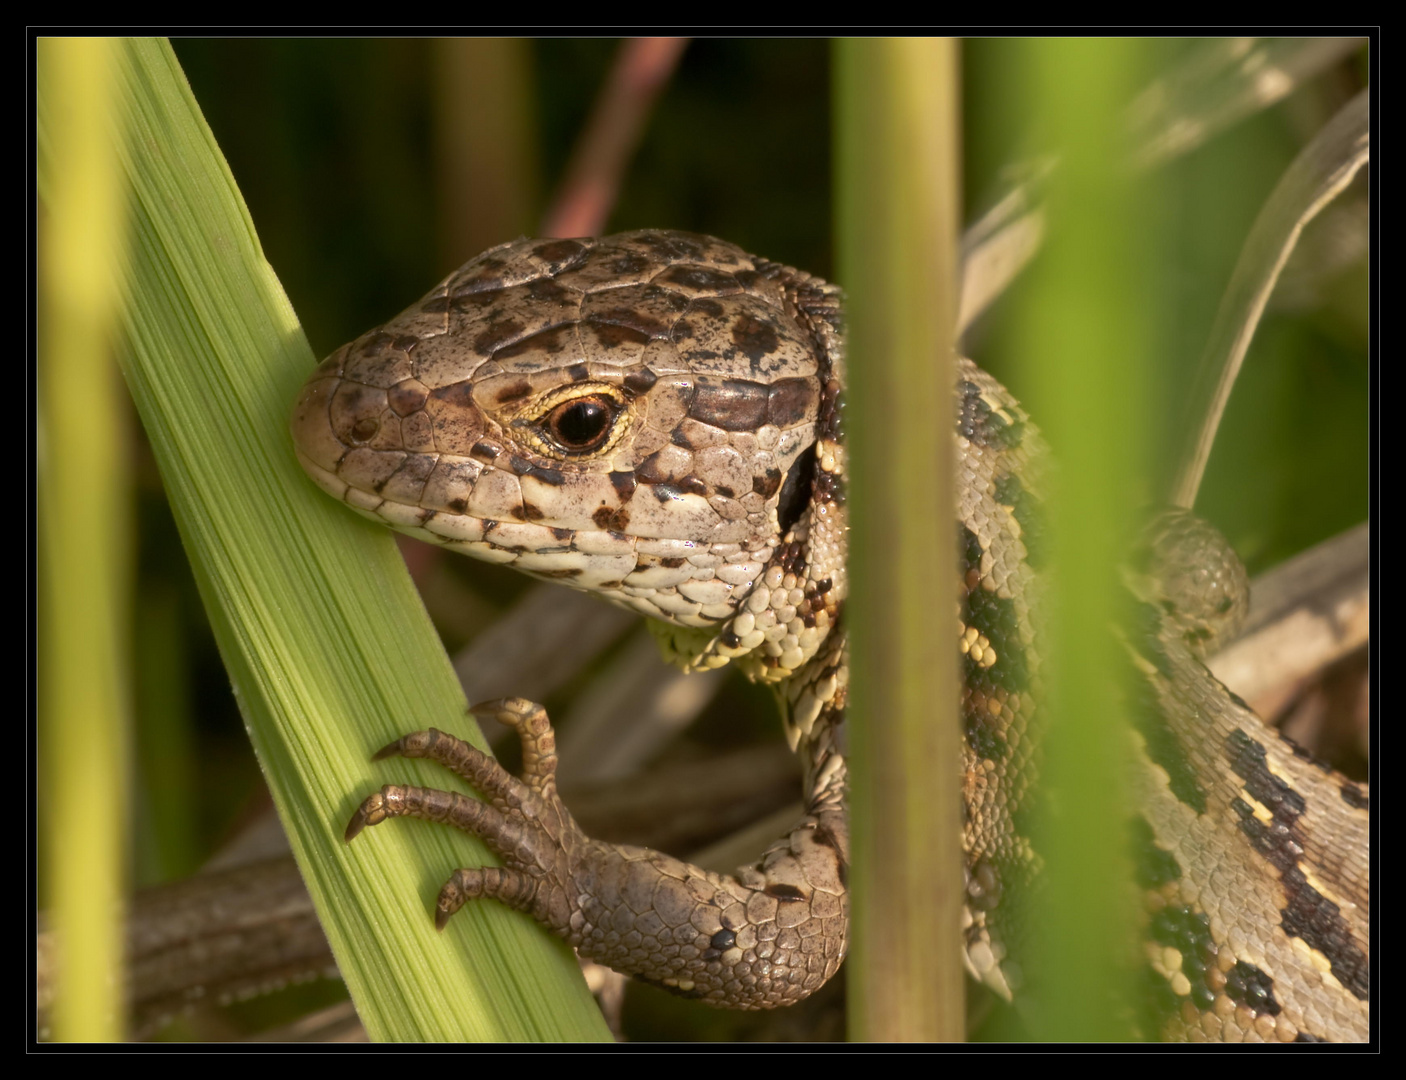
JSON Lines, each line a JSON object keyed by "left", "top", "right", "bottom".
{"left": 344, "top": 791, "right": 386, "bottom": 841}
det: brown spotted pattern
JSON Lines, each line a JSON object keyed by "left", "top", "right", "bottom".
{"left": 952, "top": 363, "right": 1048, "bottom": 1002}
{"left": 293, "top": 232, "right": 1368, "bottom": 1035}
{"left": 1124, "top": 511, "right": 1369, "bottom": 1041}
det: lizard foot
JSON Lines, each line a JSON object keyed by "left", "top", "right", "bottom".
{"left": 345, "top": 698, "right": 848, "bottom": 1009}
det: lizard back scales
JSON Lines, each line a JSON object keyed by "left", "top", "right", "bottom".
{"left": 290, "top": 230, "right": 1368, "bottom": 1039}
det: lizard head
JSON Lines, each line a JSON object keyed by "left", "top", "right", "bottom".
{"left": 291, "top": 230, "right": 844, "bottom": 645}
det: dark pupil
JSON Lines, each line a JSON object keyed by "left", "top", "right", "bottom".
{"left": 552, "top": 398, "right": 611, "bottom": 449}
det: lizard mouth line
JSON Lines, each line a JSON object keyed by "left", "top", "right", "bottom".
{"left": 294, "top": 445, "right": 766, "bottom": 629}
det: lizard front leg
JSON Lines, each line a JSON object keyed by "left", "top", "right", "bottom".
{"left": 347, "top": 698, "right": 849, "bottom": 1010}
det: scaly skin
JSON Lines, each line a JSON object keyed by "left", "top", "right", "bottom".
{"left": 291, "top": 231, "right": 1368, "bottom": 1036}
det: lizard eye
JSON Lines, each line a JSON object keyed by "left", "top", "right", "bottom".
{"left": 543, "top": 394, "right": 618, "bottom": 453}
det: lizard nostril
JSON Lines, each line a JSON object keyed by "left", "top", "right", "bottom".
{"left": 350, "top": 417, "right": 380, "bottom": 443}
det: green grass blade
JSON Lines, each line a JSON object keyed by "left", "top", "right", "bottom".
{"left": 40, "top": 36, "right": 610, "bottom": 1042}
{"left": 1170, "top": 87, "right": 1369, "bottom": 509}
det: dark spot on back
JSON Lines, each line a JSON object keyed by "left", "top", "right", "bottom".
{"left": 1223, "top": 729, "right": 1370, "bottom": 1000}
{"left": 1226, "top": 725, "right": 1310, "bottom": 855}
{"left": 1130, "top": 815, "right": 1180, "bottom": 887}
{"left": 1126, "top": 665, "right": 1207, "bottom": 814}
{"left": 958, "top": 380, "right": 1024, "bottom": 449}
{"left": 993, "top": 471, "right": 1047, "bottom": 570}
{"left": 963, "top": 588, "right": 1029, "bottom": 692}
{"left": 1130, "top": 601, "right": 1174, "bottom": 678}
{"left": 1149, "top": 904, "right": 1222, "bottom": 1014}
{"left": 959, "top": 524, "right": 983, "bottom": 593}
{"left": 963, "top": 704, "right": 1008, "bottom": 762}
{"left": 1137, "top": 965, "right": 1183, "bottom": 1034}
{"left": 1223, "top": 960, "right": 1282, "bottom": 1016}
{"left": 731, "top": 312, "right": 780, "bottom": 365}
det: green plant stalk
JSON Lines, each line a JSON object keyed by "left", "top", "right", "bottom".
{"left": 836, "top": 37, "right": 964, "bottom": 1041}
{"left": 1011, "top": 38, "right": 1152, "bottom": 1040}
{"left": 44, "top": 37, "right": 610, "bottom": 1042}
{"left": 38, "top": 36, "right": 132, "bottom": 1043}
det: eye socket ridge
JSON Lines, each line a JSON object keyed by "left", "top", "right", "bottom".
{"left": 541, "top": 393, "right": 620, "bottom": 454}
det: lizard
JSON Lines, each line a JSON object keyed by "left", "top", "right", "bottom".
{"left": 289, "top": 229, "right": 1369, "bottom": 1040}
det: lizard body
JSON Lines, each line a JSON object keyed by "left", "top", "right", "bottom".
{"left": 291, "top": 230, "right": 1368, "bottom": 1039}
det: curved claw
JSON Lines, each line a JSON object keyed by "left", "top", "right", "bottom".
{"left": 344, "top": 791, "right": 390, "bottom": 841}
